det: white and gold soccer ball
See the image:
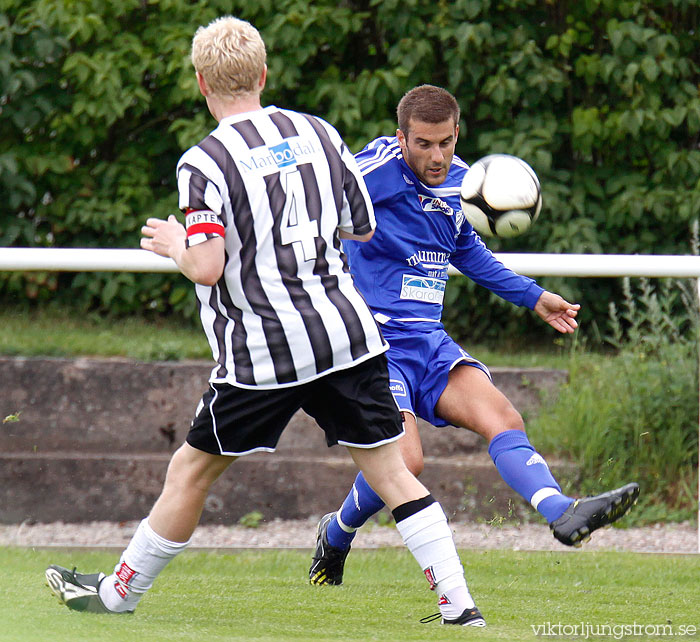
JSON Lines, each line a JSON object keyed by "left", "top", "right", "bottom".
{"left": 459, "top": 154, "right": 542, "bottom": 238}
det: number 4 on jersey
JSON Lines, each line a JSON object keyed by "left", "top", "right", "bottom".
{"left": 280, "top": 169, "right": 319, "bottom": 261}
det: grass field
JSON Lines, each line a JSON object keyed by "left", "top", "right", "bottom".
{"left": 0, "top": 307, "right": 579, "bottom": 368}
{"left": 3, "top": 547, "right": 699, "bottom": 642}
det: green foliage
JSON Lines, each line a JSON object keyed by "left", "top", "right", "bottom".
{"left": 2, "top": 0, "right": 699, "bottom": 333}
{"left": 2, "top": 411, "right": 21, "bottom": 424}
{"left": 238, "top": 510, "right": 264, "bottom": 529}
{"left": 530, "top": 275, "right": 699, "bottom": 524}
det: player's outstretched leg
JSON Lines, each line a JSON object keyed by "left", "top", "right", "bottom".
{"left": 549, "top": 482, "right": 640, "bottom": 547}
{"left": 309, "top": 471, "right": 385, "bottom": 585}
{"left": 488, "top": 429, "right": 575, "bottom": 522}
{"left": 488, "top": 429, "right": 639, "bottom": 547}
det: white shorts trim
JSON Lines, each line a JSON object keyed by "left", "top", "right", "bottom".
{"left": 337, "top": 429, "right": 405, "bottom": 449}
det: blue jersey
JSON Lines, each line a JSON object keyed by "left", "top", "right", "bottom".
{"left": 344, "top": 136, "right": 543, "bottom": 327}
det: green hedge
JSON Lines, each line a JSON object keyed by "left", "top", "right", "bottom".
{"left": 2, "top": 0, "right": 699, "bottom": 338}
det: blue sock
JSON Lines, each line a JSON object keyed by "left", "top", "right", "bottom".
{"left": 326, "top": 472, "right": 386, "bottom": 550}
{"left": 488, "top": 429, "right": 574, "bottom": 523}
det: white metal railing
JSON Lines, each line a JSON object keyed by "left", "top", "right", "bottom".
{"left": 2, "top": 247, "right": 700, "bottom": 277}
{"left": 1, "top": 247, "right": 698, "bottom": 552}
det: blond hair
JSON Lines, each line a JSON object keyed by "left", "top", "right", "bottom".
{"left": 191, "top": 16, "right": 267, "bottom": 99}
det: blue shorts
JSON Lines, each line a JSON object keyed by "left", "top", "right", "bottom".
{"left": 382, "top": 323, "right": 491, "bottom": 427}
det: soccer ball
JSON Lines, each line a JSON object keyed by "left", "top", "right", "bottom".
{"left": 459, "top": 154, "right": 542, "bottom": 238}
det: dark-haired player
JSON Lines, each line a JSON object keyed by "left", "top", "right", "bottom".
{"left": 310, "top": 84, "right": 639, "bottom": 587}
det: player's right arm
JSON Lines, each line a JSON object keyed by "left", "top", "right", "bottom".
{"left": 140, "top": 150, "right": 227, "bottom": 286}
{"left": 140, "top": 215, "right": 224, "bottom": 286}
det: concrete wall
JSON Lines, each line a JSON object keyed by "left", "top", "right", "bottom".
{"left": 0, "top": 357, "right": 571, "bottom": 525}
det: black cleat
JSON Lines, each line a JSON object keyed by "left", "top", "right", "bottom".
{"left": 45, "top": 564, "right": 128, "bottom": 613}
{"left": 421, "top": 606, "right": 487, "bottom": 627}
{"left": 550, "top": 482, "right": 640, "bottom": 547}
{"left": 309, "top": 512, "right": 350, "bottom": 586}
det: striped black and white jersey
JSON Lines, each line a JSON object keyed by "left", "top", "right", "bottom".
{"left": 176, "top": 105, "right": 387, "bottom": 388}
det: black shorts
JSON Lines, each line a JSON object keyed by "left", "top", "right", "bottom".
{"left": 187, "top": 354, "right": 404, "bottom": 456}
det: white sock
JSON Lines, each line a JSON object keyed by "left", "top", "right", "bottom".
{"left": 394, "top": 500, "right": 475, "bottom": 620}
{"left": 98, "top": 518, "right": 190, "bottom": 612}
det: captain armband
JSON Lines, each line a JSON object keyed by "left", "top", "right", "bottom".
{"left": 184, "top": 209, "right": 225, "bottom": 248}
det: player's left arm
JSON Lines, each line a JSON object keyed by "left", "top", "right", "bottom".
{"left": 533, "top": 290, "right": 580, "bottom": 334}
{"left": 339, "top": 229, "right": 374, "bottom": 242}
{"left": 141, "top": 215, "right": 225, "bottom": 286}
{"left": 451, "top": 228, "right": 579, "bottom": 328}
{"left": 451, "top": 228, "right": 543, "bottom": 307}
{"left": 329, "top": 125, "right": 376, "bottom": 239}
